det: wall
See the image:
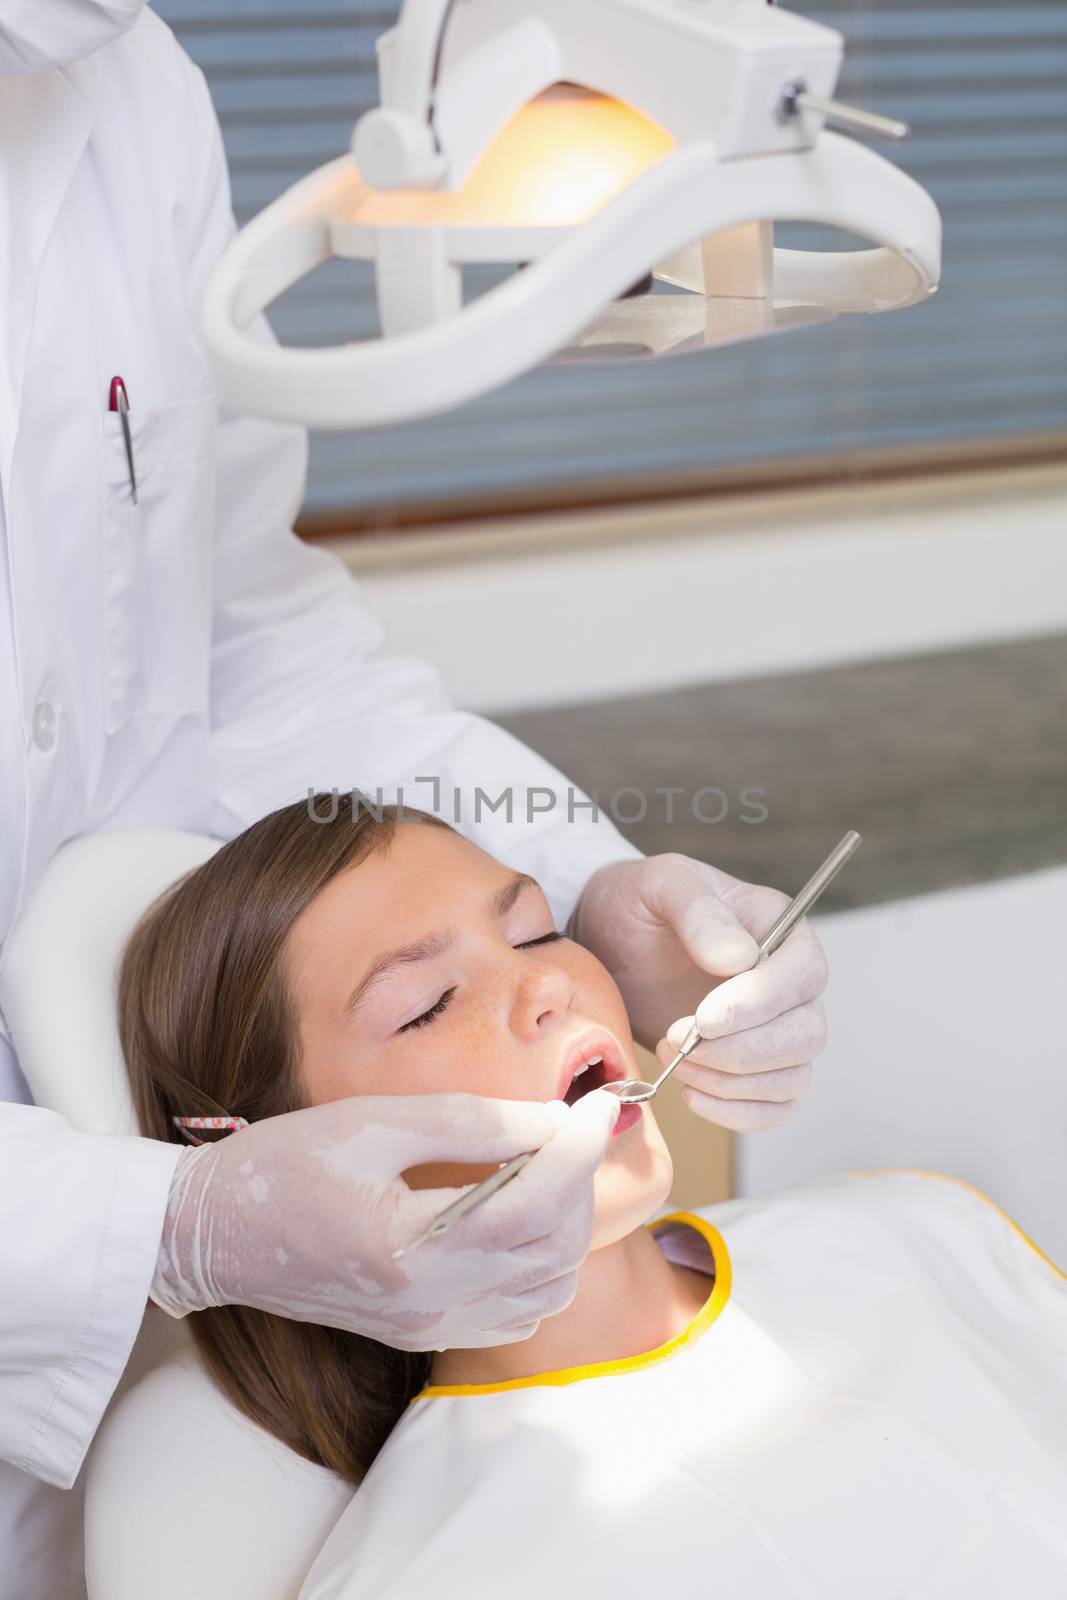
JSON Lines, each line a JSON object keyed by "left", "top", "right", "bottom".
{"left": 740, "top": 869, "right": 1067, "bottom": 1265}
{"left": 339, "top": 464, "right": 1067, "bottom": 711}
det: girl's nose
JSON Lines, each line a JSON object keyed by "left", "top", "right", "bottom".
{"left": 509, "top": 956, "right": 577, "bottom": 1041}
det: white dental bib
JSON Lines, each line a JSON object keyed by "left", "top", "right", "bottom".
{"left": 299, "top": 1172, "right": 1067, "bottom": 1600}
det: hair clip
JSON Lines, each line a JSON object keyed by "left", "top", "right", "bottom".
{"left": 173, "top": 1115, "right": 251, "bottom": 1146}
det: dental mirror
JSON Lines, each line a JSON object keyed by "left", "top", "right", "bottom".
{"left": 606, "top": 830, "right": 862, "bottom": 1105}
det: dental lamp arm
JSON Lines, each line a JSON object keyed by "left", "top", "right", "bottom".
{"left": 380, "top": 0, "right": 456, "bottom": 123}
{"left": 352, "top": 0, "right": 459, "bottom": 188}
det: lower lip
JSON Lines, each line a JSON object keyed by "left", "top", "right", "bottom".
{"left": 611, "top": 1102, "right": 642, "bottom": 1138}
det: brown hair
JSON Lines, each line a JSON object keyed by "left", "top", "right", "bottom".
{"left": 120, "top": 793, "right": 450, "bottom": 1483}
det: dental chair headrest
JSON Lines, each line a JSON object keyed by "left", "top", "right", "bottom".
{"left": 0, "top": 831, "right": 221, "bottom": 1133}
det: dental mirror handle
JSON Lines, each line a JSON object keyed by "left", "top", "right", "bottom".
{"left": 391, "top": 1149, "right": 535, "bottom": 1260}
{"left": 751, "top": 828, "right": 862, "bottom": 964}
{"left": 650, "top": 829, "right": 862, "bottom": 1093}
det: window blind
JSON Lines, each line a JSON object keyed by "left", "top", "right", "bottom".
{"left": 155, "top": 0, "right": 1067, "bottom": 515}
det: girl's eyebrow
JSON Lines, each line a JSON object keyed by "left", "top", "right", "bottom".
{"left": 344, "top": 873, "right": 540, "bottom": 1018}
{"left": 491, "top": 872, "right": 539, "bottom": 917}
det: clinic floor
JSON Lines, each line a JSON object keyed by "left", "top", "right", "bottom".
{"left": 494, "top": 630, "right": 1067, "bottom": 911}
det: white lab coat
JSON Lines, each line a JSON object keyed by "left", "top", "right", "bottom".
{"left": 0, "top": 12, "right": 638, "bottom": 1595}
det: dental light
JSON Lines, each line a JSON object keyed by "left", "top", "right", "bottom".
{"left": 201, "top": 0, "right": 942, "bottom": 430}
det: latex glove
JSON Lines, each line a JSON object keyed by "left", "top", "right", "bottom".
{"left": 151, "top": 1088, "right": 619, "bottom": 1350}
{"left": 570, "top": 853, "right": 829, "bottom": 1131}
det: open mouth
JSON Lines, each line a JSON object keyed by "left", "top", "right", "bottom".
{"left": 557, "top": 1033, "right": 626, "bottom": 1106}
{"left": 564, "top": 1056, "right": 611, "bottom": 1105}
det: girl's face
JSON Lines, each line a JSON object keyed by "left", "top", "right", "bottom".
{"left": 284, "top": 821, "right": 672, "bottom": 1250}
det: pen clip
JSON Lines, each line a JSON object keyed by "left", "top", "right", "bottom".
{"left": 108, "top": 375, "right": 138, "bottom": 506}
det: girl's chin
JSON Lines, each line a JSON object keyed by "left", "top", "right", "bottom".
{"left": 590, "top": 1137, "right": 674, "bottom": 1251}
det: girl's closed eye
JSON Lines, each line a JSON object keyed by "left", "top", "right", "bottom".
{"left": 396, "top": 934, "right": 564, "bottom": 1033}
{"left": 399, "top": 986, "right": 457, "bottom": 1032}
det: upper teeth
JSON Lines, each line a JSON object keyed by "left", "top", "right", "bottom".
{"left": 572, "top": 1055, "right": 603, "bottom": 1079}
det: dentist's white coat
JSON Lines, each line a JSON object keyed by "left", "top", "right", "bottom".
{"left": 0, "top": 10, "right": 637, "bottom": 1595}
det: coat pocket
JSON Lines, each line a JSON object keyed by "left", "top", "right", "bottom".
{"left": 101, "top": 394, "right": 217, "bottom": 732}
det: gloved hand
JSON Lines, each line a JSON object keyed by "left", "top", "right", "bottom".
{"left": 570, "top": 853, "right": 829, "bottom": 1131}
{"left": 151, "top": 1087, "right": 619, "bottom": 1350}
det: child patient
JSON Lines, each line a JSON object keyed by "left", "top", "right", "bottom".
{"left": 119, "top": 796, "right": 1067, "bottom": 1599}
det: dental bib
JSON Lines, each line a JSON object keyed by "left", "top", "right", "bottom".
{"left": 298, "top": 1172, "right": 1067, "bottom": 1600}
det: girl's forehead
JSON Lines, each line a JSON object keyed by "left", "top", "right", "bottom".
{"left": 358, "top": 821, "right": 501, "bottom": 896}
{"left": 291, "top": 825, "right": 517, "bottom": 951}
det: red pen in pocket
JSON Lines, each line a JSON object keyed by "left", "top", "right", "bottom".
{"left": 108, "top": 376, "right": 138, "bottom": 505}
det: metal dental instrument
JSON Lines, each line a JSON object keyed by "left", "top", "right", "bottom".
{"left": 606, "top": 830, "right": 862, "bottom": 1106}
{"left": 392, "top": 830, "right": 861, "bottom": 1259}
{"left": 391, "top": 1150, "right": 534, "bottom": 1260}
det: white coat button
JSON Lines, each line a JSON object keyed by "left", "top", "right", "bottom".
{"left": 32, "top": 701, "right": 58, "bottom": 752}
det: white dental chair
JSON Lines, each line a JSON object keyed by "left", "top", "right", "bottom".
{"left": 0, "top": 833, "right": 355, "bottom": 1600}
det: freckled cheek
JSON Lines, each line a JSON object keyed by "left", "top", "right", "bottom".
{"left": 298, "top": 1026, "right": 402, "bottom": 1102}
{"left": 389, "top": 1021, "right": 518, "bottom": 1103}
{"left": 443, "top": 1011, "right": 519, "bottom": 1096}
{"left": 292, "top": 1034, "right": 355, "bottom": 1107}
{"left": 396, "top": 1021, "right": 532, "bottom": 1191}
{"left": 565, "top": 950, "right": 633, "bottom": 1040}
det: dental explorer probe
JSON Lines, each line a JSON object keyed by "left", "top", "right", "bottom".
{"left": 392, "top": 830, "right": 861, "bottom": 1260}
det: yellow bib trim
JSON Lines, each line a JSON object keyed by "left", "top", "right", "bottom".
{"left": 413, "top": 1210, "right": 731, "bottom": 1401}
{"left": 849, "top": 1168, "right": 1067, "bottom": 1283}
